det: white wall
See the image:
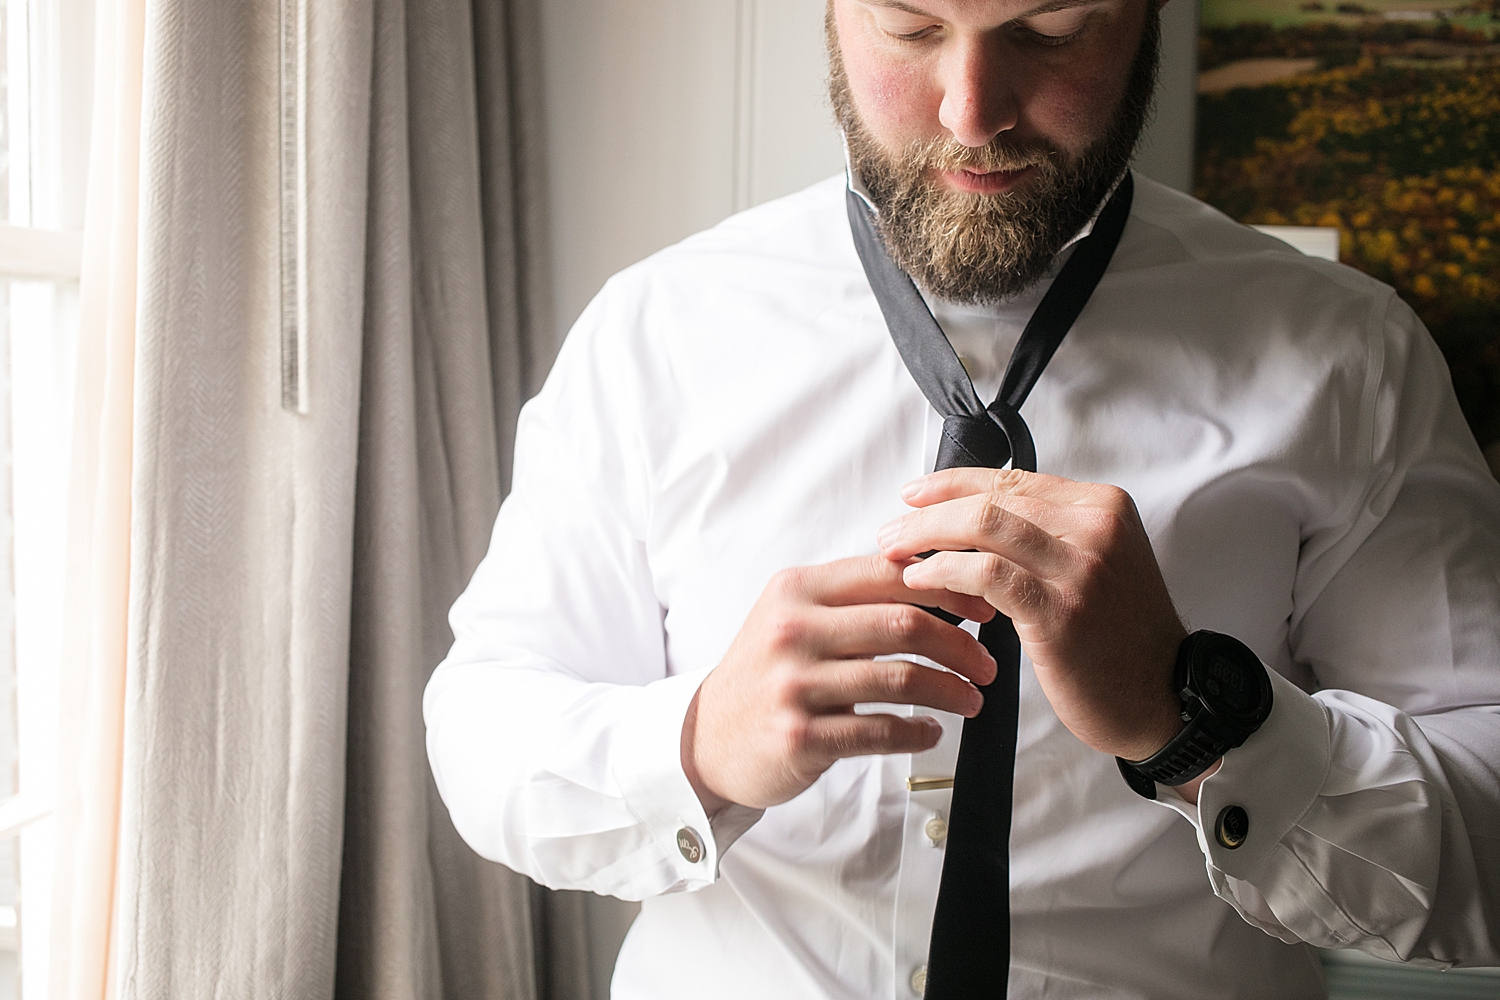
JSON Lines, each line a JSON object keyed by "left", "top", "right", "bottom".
{"left": 533, "top": 4, "right": 1200, "bottom": 995}
{"left": 1134, "top": 0, "right": 1199, "bottom": 193}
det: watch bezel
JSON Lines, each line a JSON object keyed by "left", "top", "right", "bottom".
{"left": 1181, "top": 631, "right": 1274, "bottom": 733}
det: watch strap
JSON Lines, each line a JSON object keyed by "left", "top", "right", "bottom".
{"left": 1121, "top": 708, "right": 1245, "bottom": 788}
{"left": 1116, "top": 631, "right": 1269, "bottom": 799}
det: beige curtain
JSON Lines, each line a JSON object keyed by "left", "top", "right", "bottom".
{"left": 53, "top": 0, "right": 588, "bottom": 996}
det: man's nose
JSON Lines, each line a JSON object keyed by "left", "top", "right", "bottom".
{"left": 936, "top": 36, "right": 1019, "bottom": 148}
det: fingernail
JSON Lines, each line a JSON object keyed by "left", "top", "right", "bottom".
{"left": 876, "top": 518, "right": 902, "bottom": 550}
{"left": 967, "top": 689, "right": 985, "bottom": 716}
{"left": 900, "top": 477, "right": 926, "bottom": 500}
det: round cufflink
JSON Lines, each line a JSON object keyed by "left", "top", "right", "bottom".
{"left": 924, "top": 817, "right": 948, "bottom": 844}
{"left": 1215, "top": 805, "right": 1249, "bottom": 850}
{"left": 676, "top": 826, "right": 705, "bottom": 864}
{"left": 909, "top": 964, "right": 927, "bottom": 995}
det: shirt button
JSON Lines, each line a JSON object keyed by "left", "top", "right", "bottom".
{"left": 924, "top": 816, "right": 948, "bottom": 844}
{"left": 676, "top": 826, "right": 705, "bottom": 864}
{"left": 909, "top": 964, "right": 927, "bottom": 995}
{"left": 1215, "top": 805, "right": 1249, "bottom": 850}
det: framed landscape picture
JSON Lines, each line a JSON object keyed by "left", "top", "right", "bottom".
{"left": 1195, "top": 0, "right": 1500, "bottom": 458}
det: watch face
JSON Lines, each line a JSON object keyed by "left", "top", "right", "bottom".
{"left": 1192, "top": 637, "right": 1273, "bottom": 729}
{"left": 1204, "top": 654, "right": 1252, "bottom": 711}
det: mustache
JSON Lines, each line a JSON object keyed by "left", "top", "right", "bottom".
{"left": 902, "top": 135, "right": 1058, "bottom": 176}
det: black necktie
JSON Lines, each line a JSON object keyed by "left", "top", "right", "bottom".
{"left": 846, "top": 172, "right": 1134, "bottom": 999}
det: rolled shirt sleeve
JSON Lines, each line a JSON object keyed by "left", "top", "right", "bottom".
{"left": 1156, "top": 296, "right": 1500, "bottom": 967}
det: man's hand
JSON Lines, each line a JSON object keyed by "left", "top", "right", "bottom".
{"left": 878, "top": 469, "right": 1188, "bottom": 765}
{"left": 682, "top": 556, "right": 999, "bottom": 813}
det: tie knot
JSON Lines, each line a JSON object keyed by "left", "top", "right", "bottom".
{"left": 937, "top": 414, "right": 1012, "bottom": 471}
{"left": 936, "top": 405, "right": 1038, "bottom": 473}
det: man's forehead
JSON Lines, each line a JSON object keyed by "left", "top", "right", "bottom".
{"left": 854, "top": 0, "right": 1120, "bottom": 21}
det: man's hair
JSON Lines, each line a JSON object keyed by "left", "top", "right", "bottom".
{"left": 826, "top": 2, "right": 1160, "bottom": 303}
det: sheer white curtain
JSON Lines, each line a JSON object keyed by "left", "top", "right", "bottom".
{"left": 51, "top": 0, "right": 582, "bottom": 996}
{"left": 49, "top": 1, "right": 145, "bottom": 997}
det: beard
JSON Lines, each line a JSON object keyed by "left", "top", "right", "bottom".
{"left": 827, "top": 10, "right": 1160, "bottom": 304}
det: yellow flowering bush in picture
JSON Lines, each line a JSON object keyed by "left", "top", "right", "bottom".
{"left": 1197, "top": 0, "right": 1500, "bottom": 448}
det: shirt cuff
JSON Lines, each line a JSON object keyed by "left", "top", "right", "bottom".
{"left": 1153, "top": 668, "right": 1332, "bottom": 880}
{"left": 610, "top": 667, "right": 764, "bottom": 890}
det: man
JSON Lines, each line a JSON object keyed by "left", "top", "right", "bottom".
{"left": 424, "top": 0, "right": 1500, "bottom": 996}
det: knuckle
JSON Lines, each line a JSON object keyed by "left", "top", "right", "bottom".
{"left": 975, "top": 497, "right": 1010, "bottom": 538}
{"left": 989, "top": 468, "right": 1024, "bottom": 492}
{"left": 769, "top": 664, "right": 810, "bottom": 708}
{"left": 881, "top": 659, "right": 922, "bottom": 700}
{"left": 763, "top": 610, "right": 807, "bottom": 651}
{"left": 779, "top": 714, "right": 814, "bottom": 758}
{"left": 1095, "top": 488, "right": 1141, "bottom": 530}
{"left": 768, "top": 566, "right": 808, "bottom": 599}
{"left": 884, "top": 604, "right": 926, "bottom": 641}
{"left": 978, "top": 552, "right": 1011, "bottom": 588}
{"left": 1097, "top": 507, "right": 1131, "bottom": 542}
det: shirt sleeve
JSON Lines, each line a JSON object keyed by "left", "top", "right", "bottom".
{"left": 423, "top": 283, "right": 761, "bottom": 901}
{"left": 1156, "top": 295, "right": 1500, "bottom": 968}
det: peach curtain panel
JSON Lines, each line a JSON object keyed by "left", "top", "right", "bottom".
{"left": 50, "top": 0, "right": 582, "bottom": 997}
{"left": 49, "top": 1, "right": 147, "bottom": 997}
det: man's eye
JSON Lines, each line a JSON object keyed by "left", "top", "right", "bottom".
{"left": 1015, "top": 25, "right": 1086, "bottom": 46}
{"left": 1013, "top": 10, "right": 1093, "bottom": 46}
{"left": 891, "top": 25, "right": 940, "bottom": 41}
{"left": 873, "top": 14, "right": 942, "bottom": 41}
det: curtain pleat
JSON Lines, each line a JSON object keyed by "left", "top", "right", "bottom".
{"left": 333, "top": 0, "right": 542, "bottom": 993}
{"left": 109, "top": 0, "right": 572, "bottom": 995}
{"left": 116, "top": 0, "right": 362, "bottom": 990}
{"left": 470, "top": 0, "right": 553, "bottom": 487}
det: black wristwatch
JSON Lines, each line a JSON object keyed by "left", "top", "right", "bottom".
{"left": 1116, "top": 631, "right": 1274, "bottom": 800}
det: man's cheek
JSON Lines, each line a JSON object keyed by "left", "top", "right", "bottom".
{"left": 842, "top": 39, "right": 936, "bottom": 138}
{"left": 1022, "top": 71, "right": 1121, "bottom": 156}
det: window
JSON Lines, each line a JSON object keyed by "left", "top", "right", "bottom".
{"left": 0, "top": 0, "right": 93, "bottom": 997}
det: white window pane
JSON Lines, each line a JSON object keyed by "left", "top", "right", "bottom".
{"left": 3, "top": 0, "right": 28, "bottom": 227}
{"left": 13, "top": 823, "right": 39, "bottom": 1000}
{"left": 0, "top": 5, "right": 10, "bottom": 223}
{"left": 2, "top": 275, "right": 75, "bottom": 1000}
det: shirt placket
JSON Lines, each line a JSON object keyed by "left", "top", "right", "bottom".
{"left": 892, "top": 707, "right": 963, "bottom": 999}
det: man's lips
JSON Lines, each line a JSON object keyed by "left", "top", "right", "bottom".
{"left": 935, "top": 165, "right": 1035, "bottom": 195}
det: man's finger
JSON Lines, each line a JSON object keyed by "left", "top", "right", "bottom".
{"left": 803, "top": 657, "right": 983, "bottom": 717}
{"left": 803, "top": 604, "right": 997, "bottom": 685}
{"left": 774, "top": 554, "right": 996, "bottom": 623}
{"left": 803, "top": 713, "right": 943, "bottom": 763}
{"left": 902, "top": 467, "right": 1106, "bottom": 508}
{"left": 878, "top": 492, "right": 1074, "bottom": 575}
{"left": 902, "top": 550, "right": 1051, "bottom": 623}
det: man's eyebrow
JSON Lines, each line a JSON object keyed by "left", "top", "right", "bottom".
{"left": 1016, "top": 0, "right": 1113, "bottom": 17}
{"left": 859, "top": 0, "right": 939, "bottom": 15}
{"left": 859, "top": 0, "right": 1115, "bottom": 19}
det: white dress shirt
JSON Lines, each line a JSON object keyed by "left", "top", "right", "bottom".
{"left": 424, "top": 174, "right": 1500, "bottom": 1000}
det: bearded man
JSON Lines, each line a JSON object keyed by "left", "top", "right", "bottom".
{"left": 424, "top": 1, "right": 1500, "bottom": 997}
